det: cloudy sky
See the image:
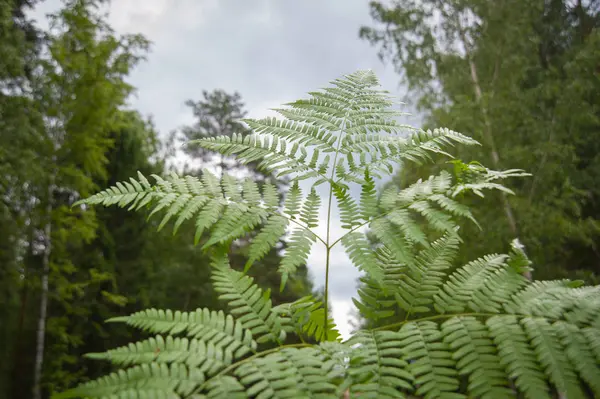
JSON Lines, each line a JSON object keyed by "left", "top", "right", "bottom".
{"left": 32, "top": 0, "right": 418, "bottom": 339}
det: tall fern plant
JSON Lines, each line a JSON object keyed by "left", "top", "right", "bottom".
{"left": 59, "top": 71, "right": 600, "bottom": 399}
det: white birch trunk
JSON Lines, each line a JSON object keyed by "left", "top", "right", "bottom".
{"left": 32, "top": 182, "right": 53, "bottom": 399}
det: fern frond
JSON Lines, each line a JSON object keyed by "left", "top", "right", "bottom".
{"left": 434, "top": 254, "right": 509, "bottom": 314}
{"left": 451, "top": 161, "right": 531, "bottom": 198}
{"left": 345, "top": 128, "right": 478, "bottom": 178}
{"left": 272, "top": 107, "right": 342, "bottom": 131}
{"left": 397, "top": 321, "right": 461, "bottom": 399}
{"left": 299, "top": 188, "right": 321, "bottom": 228}
{"left": 283, "top": 181, "right": 303, "bottom": 219}
{"left": 56, "top": 363, "right": 204, "bottom": 398}
{"left": 211, "top": 254, "right": 285, "bottom": 344}
{"left": 200, "top": 376, "right": 247, "bottom": 399}
{"left": 522, "top": 317, "right": 586, "bottom": 398}
{"left": 190, "top": 134, "right": 333, "bottom": 183}
{"left": 86, "top": 335, "right": 229, "bottom": 376}
{"left": 347, "top": 330, "right": 413, "bottom": 398}
{"left": 554, "top": 322, "right": 600, "bottom": 396}
{"left": 245, "top": 215, "right": 288, "bottom": 270}
{"left": 76, "top": 170, "right": 289, "bottom": 250}
{"left": 234, "top": 348, "right": 337, "bottom": 399}
{"left": 360, "top": 169, "right": 378, "bottom": 220}
{"left": 107, "top": 308, "right": 256, "bottom": 358}
{"left": 244, "top": 116, "right": 338, "bottom": 153}
{"left": 395, "top": 232, "right": 460, "bottom": 316}
{"left": 333, "top": 184, "right": 362, "bottom": 229}
{"left": 279, "top": 228, "right": 316, "bottom": 291}
{"left": 341, "top": 232, "right": 383, "bottom": 282}
{"left": 274, "top": 296, "right": 341, "bottom": 342}
{"left": 370, "top": 217, "right": 413, "bottom": 265}
{"left": 486, "top": 316, "right": 551, "bottom": 399}
{"left": 441, "top": 317, "right": 512, "bottom": 398}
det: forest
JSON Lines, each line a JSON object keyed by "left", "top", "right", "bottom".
{"left": 0, "top": 0, "right": 598, "bottom": 398}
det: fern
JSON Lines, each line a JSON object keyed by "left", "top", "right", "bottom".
{"left": 63, "top": 70, "right": 600, "bottom": 399}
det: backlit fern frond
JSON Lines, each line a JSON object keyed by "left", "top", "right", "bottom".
{"left": 343, "top": 128, "right": 479, "bottom": 178}
{"left": 200, "top": 376, "right": 246, "bottom": 399}
{"left": 234, "top": 348, "right": 338, "bottom": 399}
{"left": 441, "top": 317, "right": 512, "bottom": 398}
{"left": 56, "top": 363, "right": 204, "bottom": 398}
{"left": 86, "top": 336, "right": 229, "bottom": 376}
{"left": 394, "top": 231, "right": 460, "bottom": 316}
{"left": 66, "top": 70, "right": 600, "bottom": 399}
{"left": 352, "top": 245, "right": 404, "bottom": 323}
{"left": 106, "top": 308, "right": 256, "bottom": 358}
{"left": 210, "top": 254, "right": 285, "bottom": 344}
{"left": 346, "top": 330, "right": 413, "bottom": 398}
{"left": 397, "top": 321, "right": 461, "bottom": 399}
{"left": 522, "top": 318, "right": 586, "bottom": 398}
{"left": 273, "top": 296, "right": 341, "bottom": 342}
{"left": 486, "top": 315, "right": 551, "bottom": 399}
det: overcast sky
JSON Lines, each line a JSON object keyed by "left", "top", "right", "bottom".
{"left": 32, "top": 0, "right": 418, "bottom": 339}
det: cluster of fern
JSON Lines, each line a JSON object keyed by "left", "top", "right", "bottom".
{"left": 59, "top": 71, "right": 600, "bottom": 399}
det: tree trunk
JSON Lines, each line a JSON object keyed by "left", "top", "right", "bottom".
{"left": 32, "top": 182, "right": 53, "bottom": 399}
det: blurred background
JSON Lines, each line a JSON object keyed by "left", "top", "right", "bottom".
{"left": 1, "top": 0, "right": 598, "bottom": 398}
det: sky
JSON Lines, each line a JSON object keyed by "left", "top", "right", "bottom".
{"left": 31, "top": 0, "right": 419, "bottom": 339}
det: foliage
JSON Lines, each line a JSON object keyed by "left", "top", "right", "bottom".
{"left": 360, "top": 0, "right": 600, "bottom": 282}
{"left": 61, "top": 70, "right": 600, "bottom": 398}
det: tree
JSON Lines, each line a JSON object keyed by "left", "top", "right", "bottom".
{"left": 61, "top": 70, "right": 600, "bottom": 399}
{"left": 180, "top": 90, "right": 253, "bottom": 178}
{"left": 0, "top": 0, "right": 150, "bottom": 397}
{"left": 360, "top": 0, "right": 600, "bottom": 281}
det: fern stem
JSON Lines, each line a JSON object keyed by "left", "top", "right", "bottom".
{"left": 193, "top": 343, "right": 311, "bottom": 395}
{"left": 324, "top": 119, "right": 348, "bottom": 335}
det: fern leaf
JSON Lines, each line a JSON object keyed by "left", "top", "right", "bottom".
{"left": 434, "top": 254, "right": 508, "bottom": 314}
{"left": 86, "top": 335, "right": 229, "bottom": 376}
{"left": 262, "top": 182, "right": 280, "bottom": 211}
{"left": 395, "top": 232, "right": 460, "bottom": 316}
{"left": 347, "top": 330, "right": 413, "bottom": 398}
{"left": 522, "top": 318, "right": 586, "bottom": 398}
{"left": 106, "top": 308, "right": 256, "bottom": 358}
{"left": 211, "top": 254, "right": 285, "bottom": 344}
{"left": 279, "top": 228, "right": 316, "bottom": 291}
{"left": 333, "top": 184, "right": 362, "bottom": 229}
{"left": 56, "top": 363, "right": 204, "bottom": 398}
{"left": 486, "top": 316, "right": 551, "bottom": 399}
{"left": 201, "top": 376, "right": 247, "bottom": 399}
{"left": 245, "top": 215, "right": 288, "bottom": 270}
{"left": 299, "top": 188, "right": 321, "bottom": 228}
{"left": 370, "top": 217, "right": 413, "bottom": 265}
{"left": 360, "top": 169, "right": 378, "bottom": 220}
{"left": 274, "top": 296, "right": 341, "bottom": 342}
{"left": 398, "top": 321, "right": 462, "bottom": 399}
{"left": 272, "top": 107, "right": 342, "bottom": 132}
{"left": 386, "top": 209, "right": 428, "bottom": 246}
{"left": 341, "top": 232, "right": 383, "bottom": 282}
{"left": 283, "top": 182, "right": 302, "bottom": 219}
{"left": 441, "top": 317, "right": 511, "bottom": 398}
{"left": 244, "top": 116, "right": 338, "bottom": 153}
{"left": 202, "top": 205, "right": 267, "bottom": 248}
{"left": 190, "top": 134, "right": 333, "bottom": 184}
{"left": 554, "top": 322, "right": 600, "bottom": 396}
